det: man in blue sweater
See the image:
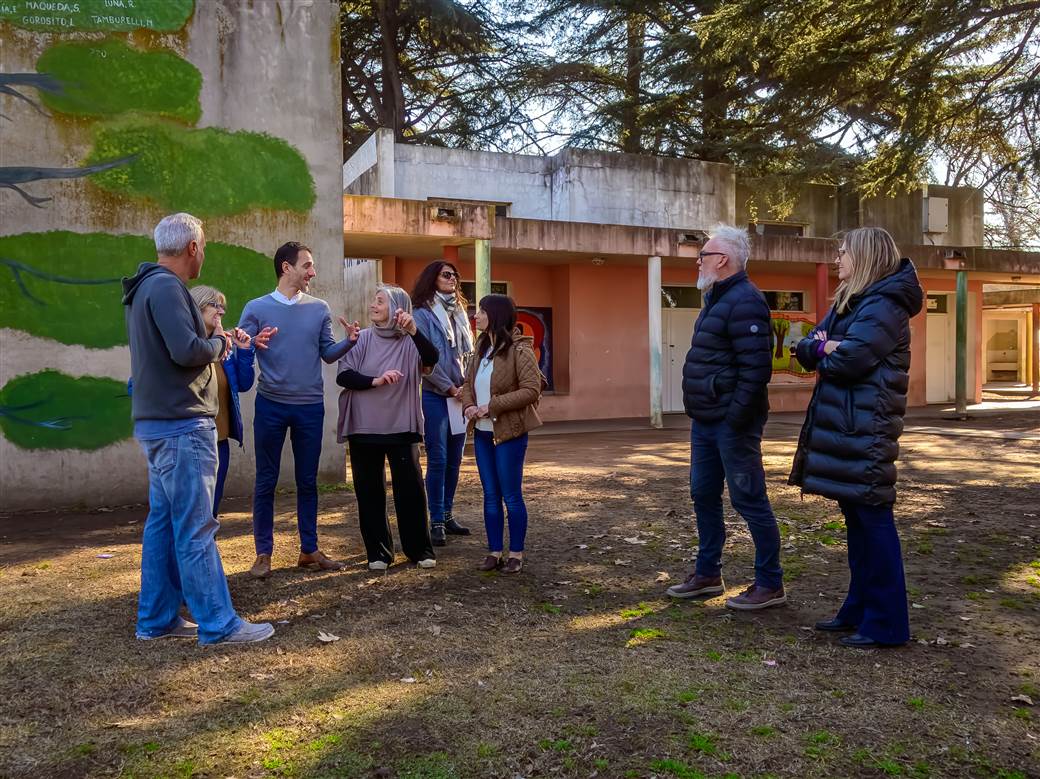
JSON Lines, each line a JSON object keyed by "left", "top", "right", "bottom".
{"left": 123, "top": 212, "right": 273, "bottom": 644}
{"left": 238, "top": 242, "right": 359, "bottom": 578}
{"left": 666, "top": 224, "right": 785, "bottom": 610}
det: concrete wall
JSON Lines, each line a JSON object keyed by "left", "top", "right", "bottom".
{"left": 0, "top": 0, "right": 345, "bottom": 511}
{"left": 736, "top": 181, "right": 841, "bottom": 238}
{"left": 343, "top": 133, "right": 735, "bottom": 230}
{"left": 861, "top": 185, "right": 984, "bottom": 249}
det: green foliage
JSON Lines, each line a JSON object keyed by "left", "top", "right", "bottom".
{"left": 0, "top": 231, "right": 272, "bottom": 348}
{"left": 0, "top": 0, "right": 194, "bottom": 31}
{"left": 37, "top": 39, "right": 201, "bottom": 122}
{"left": 0, "top": 371, "right": 131, "bottom": 450}
{"left": 86, "top": 119, "right": 315, "bottom": 217}
{"left": 649, "top": 758, "right": 706, "bottom": 779}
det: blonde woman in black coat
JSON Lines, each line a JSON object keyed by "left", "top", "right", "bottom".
{"left": 790, "top": 226, "right": 923, "bottom": 648}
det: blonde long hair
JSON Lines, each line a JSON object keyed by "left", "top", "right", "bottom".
{"left": 833, "top": 227, "right": 902, "bottom": 314}
{"left": 189, "top": 284, "right": 226, "bottom": 311}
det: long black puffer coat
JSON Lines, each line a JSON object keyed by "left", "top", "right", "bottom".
{"left": 682, "top": 270, "right": 773, "bottom": 430}
{"left": 789, "top": 258, "right": 924, "bottom": 505}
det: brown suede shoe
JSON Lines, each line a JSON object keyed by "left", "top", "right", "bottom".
{"left": 666, "top": 572, "right": 724, "bottom": 599}
{"left": 478, "top": 555, "right": 503, "bottom": 572}
{"left": 725, "top": 584, "right": 787, "bottom": 611}
{"left": 502, "top": 557, "right": 523, "bottom": 574}
{"left": 297, "top": 550, "right": 345, "bottom": 571}
{"left": 249, "top": 554, "right": 272, "bottom": 579}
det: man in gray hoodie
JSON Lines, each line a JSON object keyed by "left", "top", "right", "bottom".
{"left": 123, "top": 212, "right": 274, "bottom": 645}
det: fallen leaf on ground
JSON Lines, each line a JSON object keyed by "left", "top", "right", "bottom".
{"left": 655, "top": 571, "right": 671, "bottom": 583}
{"left": 317, "top": 630, "right": 340, "bottom": 643}
{"left": 614, "top": 559, "right": 632, "bottom": 566}
{"left": 400, "top": 677, "right": 416, "bottom": 683}
{"left": 1011, "top": 694, "right": 1034, "bottom": 706}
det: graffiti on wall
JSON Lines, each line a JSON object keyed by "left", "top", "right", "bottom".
{"left": 0, "top": 5, "right": 320, "bottom": 452}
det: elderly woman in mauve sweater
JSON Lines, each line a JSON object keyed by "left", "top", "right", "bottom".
{"left": 336, "top": 285, "right": 439, "bottom": 570}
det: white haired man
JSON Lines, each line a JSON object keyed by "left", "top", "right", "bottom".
{"left": 123, "top": 213, "right": 275, "bottom": 644}
{"left": 666, "top": 224, "right": 786, "bottom": 610}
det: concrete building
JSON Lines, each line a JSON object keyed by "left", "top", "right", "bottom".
{"left": 344, "top": 129, "right": 1040, "bottom": 425}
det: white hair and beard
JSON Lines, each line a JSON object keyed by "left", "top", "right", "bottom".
{"left": 696, "top": 264, "right": 719, "bottom": 291}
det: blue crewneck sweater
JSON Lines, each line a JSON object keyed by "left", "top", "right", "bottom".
{"left": 238, "top": 293, "right": 354, "bottom": 405}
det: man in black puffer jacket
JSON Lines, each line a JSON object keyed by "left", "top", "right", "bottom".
{"left": 665, "top": 225, "right": 785, "bottom": 610}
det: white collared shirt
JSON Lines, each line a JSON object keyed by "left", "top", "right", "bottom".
{"left": 474, "top": 355, "right": 495, "bottom": 432}
{"left": 270, "top": 289, "right": 303, "bottom": 306}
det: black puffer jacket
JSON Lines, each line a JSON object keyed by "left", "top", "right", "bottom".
{"left": 682, "top": 271, "right": 773, "bottom": 430}
{"left": 789, "top": 259, "right": 924, "bottom": 505}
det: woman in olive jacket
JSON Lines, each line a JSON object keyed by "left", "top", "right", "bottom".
{"left": 790, "top": 226, "right": 923, "bottom": 648}
{"left": 460, "top": 294, "right": 543, "bottom": 573}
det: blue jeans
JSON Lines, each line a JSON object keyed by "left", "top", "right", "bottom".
{"left": 137, "top": 428, "right": 242, "bottom": 644}
{"left": 422, "top": 391, "right": 466, "bottom": 524}
{"left": 836, "top": 501, "right": 910, "bottom": 644}
{"left": 214, "top": 438, "right": 230, "bottom": 518}
{"left": 474, "top": 430, "right": 528, "bottom": 553}
{"left": 690, "top": 419, "right": 783, "bottom": 589}
{"left": 252, "top": 395, "right": 324, "bottom": 555}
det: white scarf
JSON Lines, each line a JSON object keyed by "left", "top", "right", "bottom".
{"left": 432, "top": 294, "right": 473, "bottom": 355}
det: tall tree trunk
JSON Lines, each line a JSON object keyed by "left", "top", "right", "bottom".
{"left": 375, "top": 0, "right": 406, "bottom": 137}
{"left": 620, "top": 14, "right": 645, "bottom": 154}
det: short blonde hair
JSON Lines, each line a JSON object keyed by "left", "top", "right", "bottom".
{"left": 189, "top": 285, "right": 226, "bottom": 312}
{"left": 833, "top": 227, "right": 902, "bottom": 313}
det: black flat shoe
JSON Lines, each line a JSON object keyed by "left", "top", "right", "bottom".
{"left": 840, "top": 633, "right": 881, "bottom": 648}
{"left": 815, "top": 618, "right": 857, "bottom": 632}
{"left": 431, "top": 524, "right": 447, "bottom": 546}
{"left": 444, "top": 517, "right": 471, "bottom": 536}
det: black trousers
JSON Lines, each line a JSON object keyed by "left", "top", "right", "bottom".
{"left": 348, "top": 439, "right": 434, "bottom": 564}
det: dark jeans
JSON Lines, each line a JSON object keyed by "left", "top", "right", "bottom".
{"left": 690, "top": 419, "right": 783, "bottom": 589}
{"left": 473, "top": 430, "right": 529, "bottom": 553}
{"left": 422, "top": 391, "right": 465, "bottom": 524}
{"left": 214, "top": 438, "right": 230, "bottom": 518}
{"left": 252, "top": 394, "right": 324, "bottom": 555}
{"left": 348, "top": 438, "right": 434, "bottom": 564}
{"left": 836, "top": 501, "right": 911, "bottom": 644}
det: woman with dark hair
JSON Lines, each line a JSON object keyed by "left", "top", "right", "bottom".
{"left": 336, "top": 285, "right": 439, "bottom": 570}
{"left": 790, "top": 226, "right": 923, "bottom": 648}
{"left": 411, "top": 261, "right": 474, "bottom": 546}
{"left": 460, "top": 295, "right": 543, "bottom": 574}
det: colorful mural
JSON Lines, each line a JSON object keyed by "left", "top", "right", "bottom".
{"left": 517, "top": 306, "right": 554, "bottom": 391}
{"left": 769, "top": 313, "right": 816, "bottom": 377}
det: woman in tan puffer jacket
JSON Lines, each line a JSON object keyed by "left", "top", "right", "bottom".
{"left": 460, "top": 294, "right": 543, "bottom": 573}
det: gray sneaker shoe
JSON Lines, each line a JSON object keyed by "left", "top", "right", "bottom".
{"left": 136, "top": 616, "right": 198, "bottom": 641}
{"left": 216, "top": 621, "right": 275, "bottom": 644}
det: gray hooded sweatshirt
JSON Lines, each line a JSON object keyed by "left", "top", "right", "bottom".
{"left": 122, "top": 262, "right": 225, "bottom": 421}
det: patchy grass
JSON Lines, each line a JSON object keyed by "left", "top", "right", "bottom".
{"left": 1, "top": 425, "right": 1038, "bottom": 777}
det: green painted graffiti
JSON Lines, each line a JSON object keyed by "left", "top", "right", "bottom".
{"left": 0, "top": 231, "right": 276, "bottom": 348}
{"left": 0, "top": 0, "right": 194, "bottom": 32}
{"left": 0, "top": 370, "right": 132, "bottom": 450}
{"left": 86, "top": 118, "right": 316, "bottom": 217}
{"left": 36, "top": 39, "right": 201, "bottom": 123}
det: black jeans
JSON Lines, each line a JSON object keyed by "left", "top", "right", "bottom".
{"left": 348, "top": 438, "right": 434, "bottom": 564}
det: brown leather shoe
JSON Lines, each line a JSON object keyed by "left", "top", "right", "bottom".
{"left": 666, "top": 572, "right": 724, "bottom": 599}
{"left": 249, "top": 554, "right": 272, "bottom": 579}
{"left": 726, "top": 584, "right": 787, "bottom": 611}
{"left": 297, "top": 550, "right": 345, "bottom": 571}
{"left": 502, "top": 557, "right": 523, "bottom": 574}
{"left": 478, "top": 554, "right": 502, "bottom": 572}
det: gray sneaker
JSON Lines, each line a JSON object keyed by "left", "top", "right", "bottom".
{"left": 216, "top": 621, "right": 275, "bottom": 644}
{"left": 136, "top": 617, "right": 198, "bottom": 641}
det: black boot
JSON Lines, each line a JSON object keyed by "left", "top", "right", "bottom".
{"left": 431, "top": 523, "right": 447, "bottom": 546}
{"left": 443, "top": 511, "right": 471, "bottom": 536}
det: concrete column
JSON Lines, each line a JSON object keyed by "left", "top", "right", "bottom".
{"left": 955, "top": 270, "right": 968, "bottom": 416}
{"left": 474, "top": 239, "right": 491, "bottom": 303}
{"left": 648, "top": 255, "right": 663, "bottom": 429}
{"left": 815, "top": 261, "right": 829, "bottom": 322}
{"left": 1032, "top": 303, "right": 1040, "bottom": 395}
{"left": 443, "top": 245, "right": 459, "bottom": 263}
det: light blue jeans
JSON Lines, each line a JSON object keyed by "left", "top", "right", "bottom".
{"left": 136, "top": 427, "right": 243, "bottom": 644}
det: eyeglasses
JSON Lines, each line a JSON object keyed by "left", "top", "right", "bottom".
{"left": 439, "top": 270, "right": 460, "bottom": 279}
{"left": 697, "top": 252, "right": 727, "bottom": 260}
{"left": 836, "top": 248, "right": 847, "bottom": 257}
{"left": 207, "top": 303, "right": 227, "bottom": 313}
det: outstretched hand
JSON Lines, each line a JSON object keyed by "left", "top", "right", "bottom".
{"left": 253, "top": 326, "right": 278, "bottom": 350}
{"left": 338, "top": 316, "right": 362, "bottom": 342}
{"left": 228, "top": 327, "right": 252, "bottom": 350}
{"left": 393, "top": 309, "right": 417, "bottom": 335}
{"left": 373, "top": 369, "right": 404, "bottom": 387}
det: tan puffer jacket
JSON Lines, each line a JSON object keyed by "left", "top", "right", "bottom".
{"left": 459, "top": 335, "right": 543, "bottom": 443}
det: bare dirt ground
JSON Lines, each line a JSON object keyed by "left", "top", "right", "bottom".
{"left": 1, "top": 416, "right": 1038, "bottom": 779}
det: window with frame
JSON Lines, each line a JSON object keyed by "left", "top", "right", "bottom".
{"left": 461, "top": 281, "right": 509, "bottom": 302}
{"left": 661, "top": 286, "right": 702, "bottom": 308}
{"left": 762, "top": 291, "right": 806, "bottom": 311}
{"left": 749, "top": 222, "right": 805, "bottom": 237}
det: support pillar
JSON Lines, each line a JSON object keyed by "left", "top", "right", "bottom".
{"left": 474, "top": 239, "right": 491, "bottom": 304}
{"left": 955, "top": 270, "right": 968, "bottom": 416}
{"left": 815, "top": 261, "right": 829, "bottom": 321}
{"left": 648, "top": 255, "right": 663, "bottom": 429}
{"left": 1032, "top": 302, "right": 1040, "bottom": 395}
